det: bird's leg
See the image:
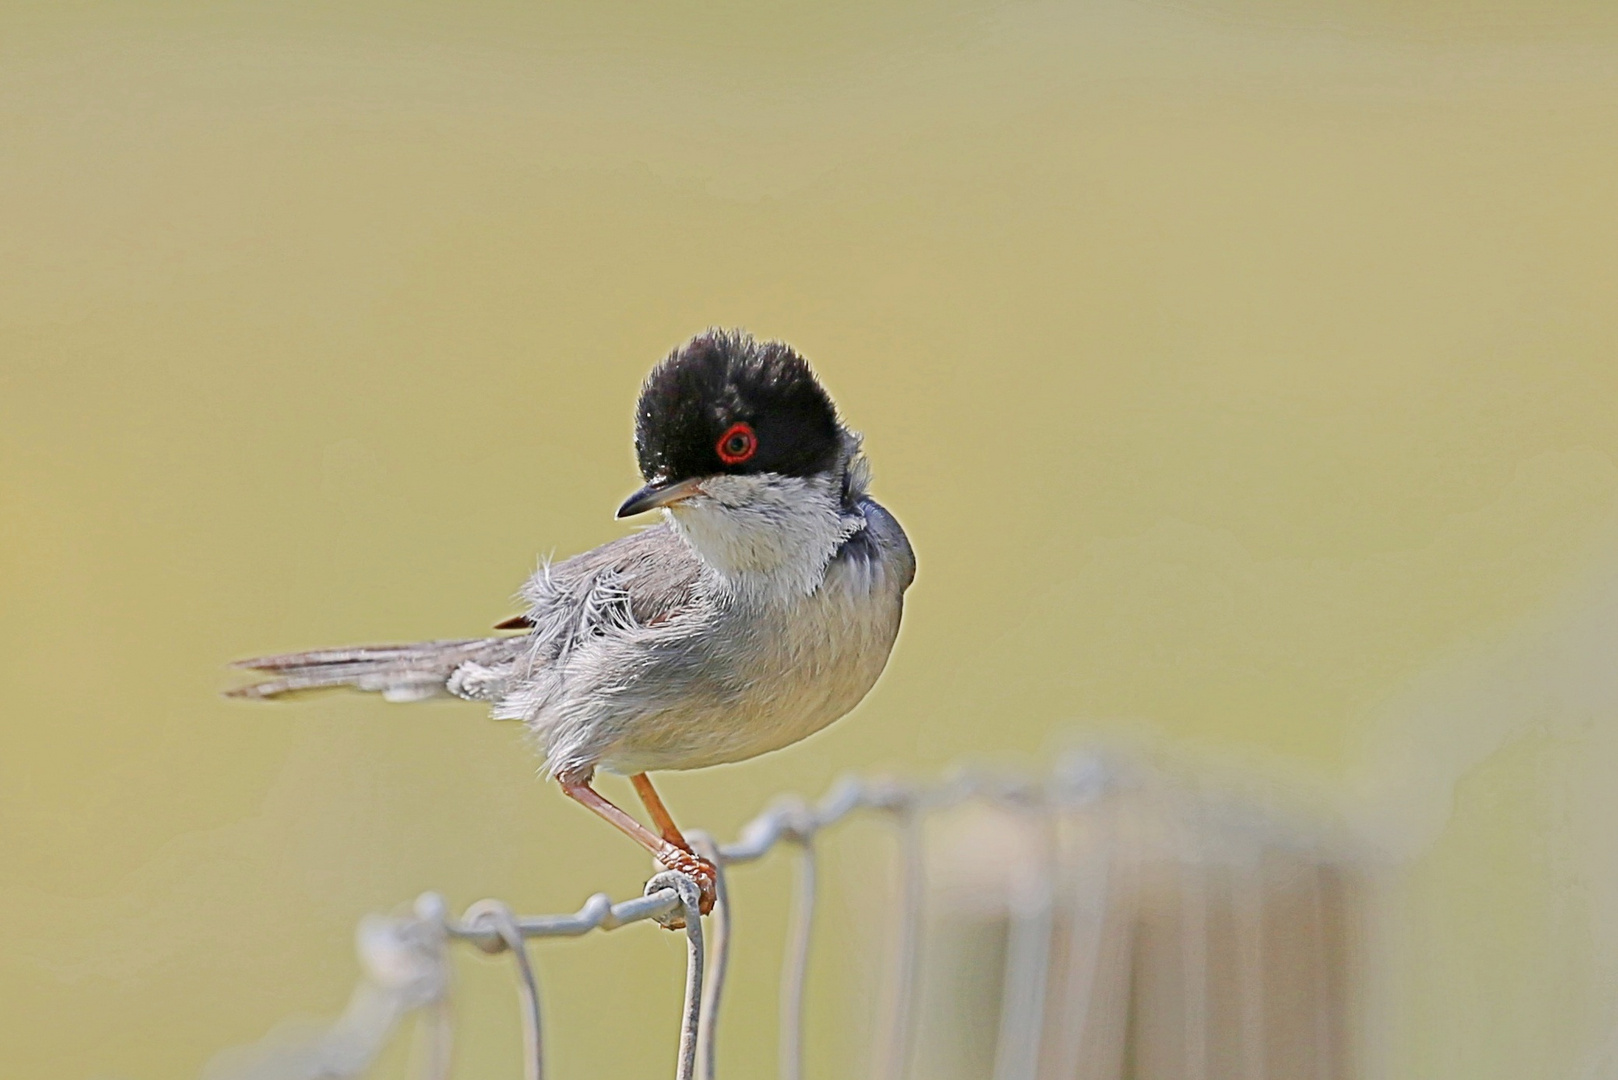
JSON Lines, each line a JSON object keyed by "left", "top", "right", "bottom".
{"left": 560, "top": 779, "right": 716, "bottom": 916}
{"left": 629, "top": 772, "right": 692, "bottom": 851}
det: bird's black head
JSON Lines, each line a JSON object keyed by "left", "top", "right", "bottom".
{"left": 632, "top": 329, "right": 843, "bottom": 487}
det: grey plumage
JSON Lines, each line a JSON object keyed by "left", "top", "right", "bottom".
{"left": 230, "top": 488, "right": 913, "bottom": 783}
{"left": 227, "top": 527, "right": 701, "bottom": 706}
{"left": 230, "top": 328, "right": 915, "bottom": 788}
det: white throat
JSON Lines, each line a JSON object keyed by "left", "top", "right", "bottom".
{"left": 666, "top": 471, "right": 862, "bottom": 598}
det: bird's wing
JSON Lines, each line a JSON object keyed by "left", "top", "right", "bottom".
{"left": 515, "top": 524, "right": 705, "bottom": 659}
{"left": 227, "top": 529, "right": 704, "bottom": 706}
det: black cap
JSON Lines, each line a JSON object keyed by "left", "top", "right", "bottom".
{"left": 633, "top": 329, "right": 842, "bottom": 485}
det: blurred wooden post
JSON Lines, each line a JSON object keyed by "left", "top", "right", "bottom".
{"left": 916, "top": 763, "right": 1362, "bottom": 1080}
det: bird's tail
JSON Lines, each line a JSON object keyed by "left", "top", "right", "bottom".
{"left": 226, "top": 637, "right": 524, "bottom": 703}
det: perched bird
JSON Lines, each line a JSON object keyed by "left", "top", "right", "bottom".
{"left": 229, "top": 329, "right": 916, "bottom": 913}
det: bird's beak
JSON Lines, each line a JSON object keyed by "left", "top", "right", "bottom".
{"left": 616, "top": 476, "right": 706, "bottom": 518}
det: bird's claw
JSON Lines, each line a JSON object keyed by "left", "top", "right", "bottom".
{"left": 655, "top": 847, "right": 718, "bottom": 926}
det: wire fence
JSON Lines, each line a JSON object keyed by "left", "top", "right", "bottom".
{"left": 205, "top": 754, "right": 1360, "bottom": 1080}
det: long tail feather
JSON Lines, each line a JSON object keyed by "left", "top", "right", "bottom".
{"left": 226, "top": 637, "right": 521, "bottom": 703}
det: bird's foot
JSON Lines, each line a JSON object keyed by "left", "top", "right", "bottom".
{"left": 653, "top": 846, "right": 718, "bottom": 928}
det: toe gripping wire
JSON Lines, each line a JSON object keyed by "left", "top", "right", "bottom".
{"left": 206, "top": 761, "right": 1112, "bottom": 1080}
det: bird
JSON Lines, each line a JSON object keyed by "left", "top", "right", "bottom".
{"left": 228, "top": 328, "right": 916, "bottom": 916}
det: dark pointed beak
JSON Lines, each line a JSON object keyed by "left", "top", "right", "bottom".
{"left": 616, "top": 476, "right": 707, "bottom": 518}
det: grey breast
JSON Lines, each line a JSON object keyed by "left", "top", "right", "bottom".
{"left": 833, "top": 497, "right": 916, "bottom": 594}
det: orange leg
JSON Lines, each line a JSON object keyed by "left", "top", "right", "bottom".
{"left": 630, "top": 773, "right": 691, "bottom": 851}
{"left": 561, "top": 779, "right": 715, "bottom": 916}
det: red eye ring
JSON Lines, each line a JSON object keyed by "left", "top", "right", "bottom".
{"left": 716, "top": 421, "right": 758, "bottom": 465}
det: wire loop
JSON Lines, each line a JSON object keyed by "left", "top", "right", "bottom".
{"left": 210, "top": 756, "right": 1143, "bottom": 1080}
{"left": 463, "top": 899, "right": 544, "bottom": 1080}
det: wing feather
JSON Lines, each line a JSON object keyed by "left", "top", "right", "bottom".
{"left": 517, "top": 525, "right": 704, "bottom": 659}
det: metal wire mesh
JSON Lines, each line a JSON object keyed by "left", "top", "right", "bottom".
{"left": 203, "top": 755, "right": 1361, "bottom": 1080}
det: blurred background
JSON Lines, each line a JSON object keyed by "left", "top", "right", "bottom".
{"left": 3, "top": 0, "right": 1617, "bottom": 1076}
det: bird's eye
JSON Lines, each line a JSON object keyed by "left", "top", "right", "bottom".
{"left": 716, "top": 422, "right": 758, "bottom": 465}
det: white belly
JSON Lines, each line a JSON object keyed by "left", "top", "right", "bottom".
{"left": 597, "top": 558, "right": 905, "bottom": 774}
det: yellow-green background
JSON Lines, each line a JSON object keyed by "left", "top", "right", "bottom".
{"left": 4, "top": 1, "right": 1617, "bottom": 1077}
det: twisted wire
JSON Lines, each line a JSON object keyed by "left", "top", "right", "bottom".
{"left": 208, "top": 759, "right": 1115, "bottom": 1080}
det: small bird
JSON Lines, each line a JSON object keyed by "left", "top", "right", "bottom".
{"left": 230, "top": 329, "right": 916, "bottom": 914}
